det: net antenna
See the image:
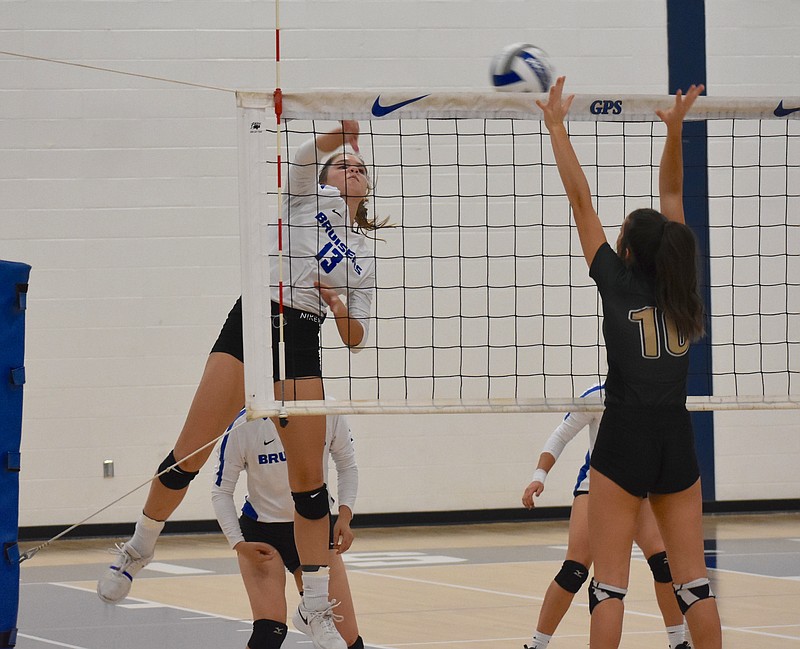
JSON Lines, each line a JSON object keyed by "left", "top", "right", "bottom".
{"left": 236, "top": 90, "right": 800, "bottom": 417}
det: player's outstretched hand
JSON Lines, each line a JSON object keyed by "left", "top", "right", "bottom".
{"left": 535, "top": 76, "right": 575, "bottom": 132}
{"left": 522, "top": 480, "right": 545, "bottom": 510}
{"left": 656, "top": 84, "right": 705, "bottom": 128}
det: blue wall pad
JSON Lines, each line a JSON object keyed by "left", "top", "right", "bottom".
{"left": 0, "top": 260, "right": 31, "bottom": 648}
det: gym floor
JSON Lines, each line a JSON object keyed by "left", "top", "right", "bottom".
{"left": 16, "top": 512, "right": 800, "bottom": 648}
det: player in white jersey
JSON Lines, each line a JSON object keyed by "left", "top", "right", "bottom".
{"left": 99, "top": 122, "right": 385, "bottom": 649}
{"left": 212, "top": 410, "right": 364, "bottom": 649}
{"left": 521, "top": 384, "right": 691, "bottom": 649}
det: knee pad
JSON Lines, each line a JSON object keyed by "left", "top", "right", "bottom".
{"left": 647, "top": 551, "right": 673, "bottom": 583}
{"left": 673, "top": 577, "right": 714, "bottom": 614}
{"left": 248, "top": 619, "right": 288, "bottom": 649}
{"left": 156, "top": 450, "right": 200, "bottom": 490}
{"left": 554, "top": 560, "right": 589, "bottom": 594}
{"left": 588, "top": 578, "right": 627, "bottom": 614}
{"left": 292, "top": 484, "right": 330, "bottom": 520}
{"left": 348, "top": 636, "right": 364, "bottom": 649}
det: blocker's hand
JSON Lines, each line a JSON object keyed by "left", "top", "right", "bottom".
{"left": 535, "top": 76, "right": 575, "bottom": 132}
{"left": 656, "top": 84, "right": 705, "bottom": 127}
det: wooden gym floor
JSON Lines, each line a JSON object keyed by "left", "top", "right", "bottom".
{"left": 16, "top": 512, "right": 800, "bottom": 648}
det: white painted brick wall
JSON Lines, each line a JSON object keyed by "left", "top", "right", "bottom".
{"left": 2, "top": 0, "right": 797, "bottom": 528}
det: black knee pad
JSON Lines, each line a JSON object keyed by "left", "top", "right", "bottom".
{"left": 554, "top": 560, "right": 589, "bottom": 594}
{"left": 647, "top": 551, "right": 673, "bottom": 583}
{"left": 673, "top": 577, "right": 714, "bottom": 614}
{"left": 292, "top": 484, "right": 330, "bottom": 520}
{"left": 588, "top": 578, "right": 627, "bottom": 614}
{"left": 157, "top": 450, "right": 200, "bottom": 490}
{"left": 348, "top": 636, "right": 364, "bottom": 649}
{"left": 248, "top": 619, "right": 287, "bottom": 649}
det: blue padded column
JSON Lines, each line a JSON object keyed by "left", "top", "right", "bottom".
{"left": 0, "top": 260, "right": 31, "bottom": 648}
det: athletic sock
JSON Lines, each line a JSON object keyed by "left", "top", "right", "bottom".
{"left": 527, "top": 631, "right": 552, "bottom": 648}
{"left": 127, "top": 513, "right": 164, "bottom": 557}
{"left": 301, "top": 566, "right": 331, "bottom": 612}
{"left": 666, "top": 624, "right": 687, "bottom": 648}
{"left": 348, "top": 636, "right": 364, "bottom": 649}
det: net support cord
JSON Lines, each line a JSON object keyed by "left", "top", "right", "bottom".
{"left": 18, "top": 429, "right": 229, "bottom": 563}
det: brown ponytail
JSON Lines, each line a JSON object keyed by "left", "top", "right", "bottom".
{"left": 655, "top": 220, "right": 705, "bottom": 341}
{"left": 620, "top": 208, "right": 705, "bottom": 341}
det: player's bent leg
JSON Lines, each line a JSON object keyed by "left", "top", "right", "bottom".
{"left": 98, "top": 352, "right": 245, "bottom": 604}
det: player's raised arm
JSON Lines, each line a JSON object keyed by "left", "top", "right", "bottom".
{"left": 536, "top": 77, "right": 607, "bottom": 267}
{"left": 656, "top": 84, "right": 704, "bottom": 224}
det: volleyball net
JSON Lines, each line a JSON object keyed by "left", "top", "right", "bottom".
{"left": 237, "top": 91, "right": 799, "bottom": 417}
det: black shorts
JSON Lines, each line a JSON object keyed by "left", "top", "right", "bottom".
{"left": 270, "top": 300, "right": 324, "bottom": 382}
{"left": 239, "top": 515, "right": 335, "bottom": 574}
{"left": 210, "top": 297, "right": 245, "bottom": 362}
{"left": 209, "top": 297, "right": 325, "bottom": 382}
{"left": 589, "top": 405, "right": 700, "bottom": 498}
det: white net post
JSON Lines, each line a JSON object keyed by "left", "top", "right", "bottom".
{"left": 237, "top": 94, "right": 277, "bottom": 416}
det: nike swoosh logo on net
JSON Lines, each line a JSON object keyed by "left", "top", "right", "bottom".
{"left": 774, "top": 100, "right": 800, "bottom": 117}
{"left": 371, "top": 94, "right": 429, "bottom": 117}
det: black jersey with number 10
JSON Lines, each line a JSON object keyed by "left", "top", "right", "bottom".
{"left": 589, "top": 243, "right": 690, "bottom": 407}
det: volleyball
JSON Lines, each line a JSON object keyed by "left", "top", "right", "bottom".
{"left": 490, "top": 43, "right": 554, "bottom": 93}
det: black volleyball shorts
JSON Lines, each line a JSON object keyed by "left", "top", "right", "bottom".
{"left": 589, "top": 404, "right": 700, "bottom": 498}
{"left": 239, "top": 515, "right": 335, "bottom": 574}
{"left": 209, "top": 297, "right": 324, "bottom": 382}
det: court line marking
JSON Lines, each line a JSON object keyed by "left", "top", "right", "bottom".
{"left": 352, "top": 569, "right": 664, "bottom": 620}
{"left": 144, "top": 561, "right": 213, "bottom": 575}
{"left": 16, "top": 634, "right": 90, "bottom": 649}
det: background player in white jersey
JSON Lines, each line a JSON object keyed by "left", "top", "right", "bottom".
{"left": 99, "top": 121, "right": 385, "bottom": 649}
{"left": 521, "top": 383, "right": 690, "bottom": 649}
{"left": 212, "top": 410, "right": 364, "bottom": 649}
